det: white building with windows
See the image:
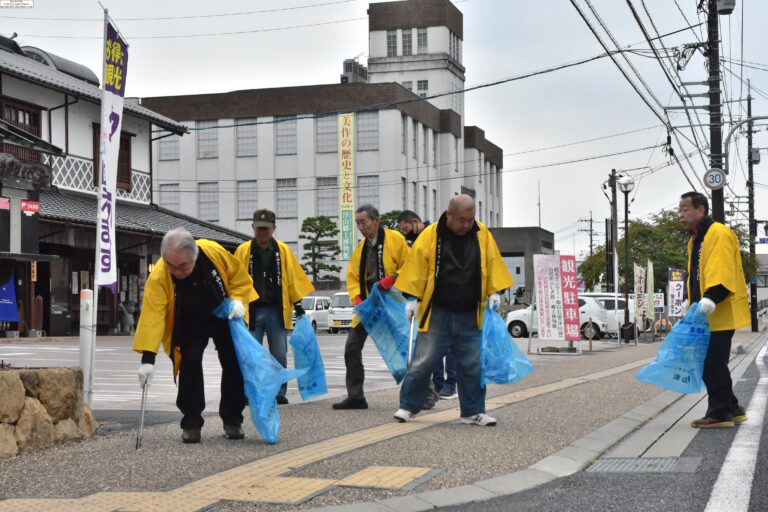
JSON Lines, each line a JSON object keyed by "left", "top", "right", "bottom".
{"left": 141, "top": 0, "right": 504, "bottom": 278}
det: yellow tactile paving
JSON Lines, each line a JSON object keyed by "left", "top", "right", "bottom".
{"left": 337, "top": 465, "right": 433, "bottom": 489}
{"left": 224, "top": 477, "right": 337, "bottom": 503}
{"left": 0, "top": 358, "right": 651, "bottom": 511}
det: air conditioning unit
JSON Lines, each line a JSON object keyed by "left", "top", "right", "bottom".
{"left": 717, "top": 0, "right": 736, "bottom": 15}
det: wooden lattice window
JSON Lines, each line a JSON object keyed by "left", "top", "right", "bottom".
{"left": 1, "top": 97, "right": 42, "bottom": 163}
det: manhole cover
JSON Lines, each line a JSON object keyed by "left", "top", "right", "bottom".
{"left": 587, "top": 457, "right": 701, "bottom": 473}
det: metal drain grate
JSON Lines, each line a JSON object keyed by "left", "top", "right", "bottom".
{"left": 587, "top": 457, "right": 701, "bottom": 473}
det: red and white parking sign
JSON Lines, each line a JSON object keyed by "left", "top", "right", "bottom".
{"left": 534, "top": 254, "right": 581, "bottom": 341}
{"left": 559, "top": 256, "right": 581, "bottom": 341}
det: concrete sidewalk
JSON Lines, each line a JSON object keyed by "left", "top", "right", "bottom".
{"left": 0, "top": 329, "right": 762, "bottom": 512}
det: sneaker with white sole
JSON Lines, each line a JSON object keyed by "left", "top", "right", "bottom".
{"left": 394, "top": 409, "right": 415, "bottom": 423}
{"left": 460, "top": 413, "right": 497, "bottom": 426}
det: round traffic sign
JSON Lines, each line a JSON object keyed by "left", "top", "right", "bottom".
{"left": 703, "top": 168, "right": 726, "bottom": 190}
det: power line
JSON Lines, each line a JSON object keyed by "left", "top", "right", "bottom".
{"left": 0, "top": 0, "right": 356, "bottom": 22}
{"left": 505, "top": 124, "right": 662, "bottom": 156}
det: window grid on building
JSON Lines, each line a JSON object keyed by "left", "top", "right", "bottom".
{"left": 432, "top": 189, "right": 437, "bottom": 221}
{"left": 422, "top": 126, "right": 428, "bottom": 164}
{"left": 316, "top": 177, "right": 338, "bottom": 217}
{"left": 432, "top": 132, "right": 437, "bottom": 167}
{"left": 159, "top": 183, "right": 180, "bottom": 212}
{"left": 196, "top": 120, "right": 218, "bottom": 159}
{"left": 402, "top": 29, "right": 412, "bottom": 56}
{"left": 357, "top": 175, "right": 379, "bottom": 209}
{"left": 158, "top": 131, "right": 180, "bottom": 160}
{"left": 412, "top": 181, "right": 417, "bottom": 211}
{"left": 412, "top": 120, "right": 418, "bottom": 159}
{"left": 422, "top": 185, "right": 428, "bottom": 220}
{"left": 417, "top": 28, "right": 427, "bottom": 53}
{"left": 198, "top": 182, "right": 219, "bottom": 221}
{"left": 275, "top": 116, "right": 297, "bottom": 155}
{"left": 387, "top": 30, "right": 397, "bottom": 56}
{"left": 417, "top": 80, "right": 428, "bottom": 99}
{"left": 276, "top": 178, "right": 298, "bottom": 218}
{"left": 236, "top": 180, "right": 258, "bottom": 220}
{"left": 402, "top": 81, "right": 413, "bottom": 92}
{"left": 401, "top": 115, "right": 407, "bottom": 154}
{"left": 401, "top": 177, "right": 407, "bottom": 210}
{"left": 316, "top": 115, "right": 337, "bottom": 153}
{"left": 235, "top": 118, "right": 258, "bottom": 157}
{"left": 356, "top": 111, "right": 379, "bottom": 151}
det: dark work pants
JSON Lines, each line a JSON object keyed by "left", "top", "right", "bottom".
{"left": 177, "top": 330, "right": 246, "bottom": 430}
{"left": 344, "top": 323, "right": 369, "bottom": 399}
{"left": 703, "top": 329, "right": 740, "bottom": 420}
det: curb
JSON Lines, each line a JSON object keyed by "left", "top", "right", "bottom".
{"left": 303, "top": 331, "right": 767, "bottom": 512}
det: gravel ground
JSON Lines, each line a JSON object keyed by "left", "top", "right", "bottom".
{"left": 0, "top": 340, "right": 663, "bottom": 506}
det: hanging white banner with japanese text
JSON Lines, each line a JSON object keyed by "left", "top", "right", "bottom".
{"left": 633, "top": 264, "right": 646, "bottom": 321}
{"left": 95, "top": 16, "right": 127, "bottom": 292}
{"left": 338, "top": 113, "right": 355, "bottom": 260}
{"left": 667, "top": 268, "right": 687, "bottom": 318}
{"left": 533, "top": 254, "right": 581, "bottom": 341}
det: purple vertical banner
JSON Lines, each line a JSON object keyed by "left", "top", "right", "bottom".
{"left": 96, "top": 17, "right": 128, "bottom": 293}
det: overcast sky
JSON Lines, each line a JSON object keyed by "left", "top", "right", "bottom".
{"left": 6, "top": 0, "right": 768, "bottom": 256}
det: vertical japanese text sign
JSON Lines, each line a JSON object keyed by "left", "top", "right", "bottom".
{"left": 96, "top": 16, "right": 128, "bottom": 292}
{"left": 667, "top": 268, "right": 687, "bottom": 318}
{"left": 534, "top": 254, "right": 580, "bottom": 341}
{"left": 338, "top": 113, "right": 355, "bottom": 260}
{"left": 633, "top": 264, "right": 646, "bottom": 321}
{"left": 560, "top": 256, "right": 581, "bottom": 341}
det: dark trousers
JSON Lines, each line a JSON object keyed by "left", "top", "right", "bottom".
{"left": 344, "top": 323, "right": 369, "bottom": 399}
{"left": 703, "top": 329, "right": 740, "bottom": 420}
{"left": 176, "top": 330, "right": 246, "bottom": 430}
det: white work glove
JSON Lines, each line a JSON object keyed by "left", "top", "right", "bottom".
{"left": 138, "top": 363, "right": 154, "bottom": 387}
{"left": 488, "top": 293, "right": 501, "bottom": 310}
{"left": 405, "top": 301, "right": 418, "bottom": 322}
{"left": 698, "top": 297, "right": 716, "bottom": 316}
{"left": 228, "top": 299, "right": 246, "bottom": 319}
{"left": 681, "top": 300, "right": 689, "bottom": 315}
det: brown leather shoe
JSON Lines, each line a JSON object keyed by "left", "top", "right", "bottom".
{"left": 182, "top": 428, "right": 201, "bottom": 443}
{"left": 691, "top": 417, "right": 734, "bottom": 429}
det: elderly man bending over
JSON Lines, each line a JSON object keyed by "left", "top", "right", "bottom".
{"left": 133, "top": 228, "right": 257, "bottom": 443}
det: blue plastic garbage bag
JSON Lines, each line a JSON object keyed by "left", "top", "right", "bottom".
{"left": 480, "top": 303, "right": 534, "bottom": 387}
{"left": 289, "top": 316, "right": 328, "bottom": 400}
{"left": 636, "top": 302, "right": 711, "bottom": 394}
{"left": 213, "top": 299, "right": 305, "bottom": 444}
{"left": 354, "top": 283, "right": 411, "bottom": 384}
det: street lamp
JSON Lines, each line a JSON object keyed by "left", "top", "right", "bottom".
{"left": 618, "top": 175, "right": 635, "bottom": 342}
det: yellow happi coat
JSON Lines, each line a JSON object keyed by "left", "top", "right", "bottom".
{"left": 234, "top": 238, "right": 315, "bottom": 329}
{"left": 133, "top": 239, "right": 257, "bottom": 377}
{"left": 687, "top": 222, "right": 750, "bottom": 331}
{"left": 395, "top": 220, "right": 513, "bottom": 332}
{"left": 347, "top": 228, "right": 410, "bottom": 327}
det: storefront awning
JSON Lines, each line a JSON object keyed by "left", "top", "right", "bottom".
{"left": 0, "top": 121, "right": 63, "bottom": 156}
{"left": 39, "top": 189, "right": 250, "bottom": 248}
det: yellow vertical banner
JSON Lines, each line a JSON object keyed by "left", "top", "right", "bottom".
{"left": 339, "top": 113, "right": 355, "bottom": 260}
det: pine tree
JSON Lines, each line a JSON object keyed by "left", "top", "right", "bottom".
{"left": 300, "top": 216, "right": 342, "bottom": 285}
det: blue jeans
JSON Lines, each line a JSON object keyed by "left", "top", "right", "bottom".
{"left": 250, "top": 306, "right": 288, "bottom": 397}
{"left": 399, "top": 304, "right": 485, "bottom": 417}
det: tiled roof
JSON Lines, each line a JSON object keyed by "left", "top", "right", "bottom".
{"left": 0, "top": 48, "right": 186, "bottom": 135}
{"left": 39, "top": 189, "right": 250, "bottom": 248}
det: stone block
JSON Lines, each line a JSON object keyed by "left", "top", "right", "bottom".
{"left": 0, "top": 371, "right": 25, "bottom": 423}
{"left": 78, "top": 403, "right": 98, "bottom": 439}
{"left": 14, "top": 397, "right": 54, "bottom": 451}
{"left": 18, "top": 369, "right": 39, "bottom": 398}
{"left": 0, "top": 423, "right": 18, "bottom": 458}
{"left": 54, "top": 418, "right": 82, "bottom": 444}
{"left": 38, "top": 368, "right": 81, "bottom": 421}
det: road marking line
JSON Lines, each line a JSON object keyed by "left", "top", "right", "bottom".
{"left": 705, "top": 343, "right": 768, "bottom": 512}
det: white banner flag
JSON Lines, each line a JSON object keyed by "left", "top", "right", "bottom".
{"left": 95, "top": 16, "right": 128, "bottom": 292}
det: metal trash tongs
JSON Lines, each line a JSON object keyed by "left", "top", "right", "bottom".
{"left": 136, "top": 381, "right": 148, "bottom": 450}
{"left": 407, "top": 314, "right": 416, "bottom": 368}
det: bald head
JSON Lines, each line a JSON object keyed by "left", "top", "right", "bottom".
{"left": 448, "top": 194, "right": 476, "bottom": 214}
{"left": 445, "top": 194, "right": 476, "bottom": 236}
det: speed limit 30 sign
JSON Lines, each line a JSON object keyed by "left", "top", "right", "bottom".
{"left": 704, "top": 168, "right": 727, "bottom": 190}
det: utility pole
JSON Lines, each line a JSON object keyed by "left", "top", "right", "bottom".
{"left": 610, "top": 169, "right": 622, "bottom": 345}
{"left": 747, "top": 82, "right": 758, "bottom": 332}
{"left": 579, "top": 211, "right": 595, "bottom": 256}
{"left": 708, "top": 0, "right": 725, "bottom": 222}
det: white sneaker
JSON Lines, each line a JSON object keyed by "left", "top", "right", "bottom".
{"left": 460, "top": 413, "right": 497, "bottom": 426}
{"left": 394, "top": 409, "right": 415, "bottom": 423}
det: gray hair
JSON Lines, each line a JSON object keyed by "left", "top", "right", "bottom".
{"left": 161, "top": 227, "right": 199, "bottom": 260}
{"left": 355, "top": 204, "right": 380, "bottom": 221}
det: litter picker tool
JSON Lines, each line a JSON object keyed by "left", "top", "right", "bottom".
{"left": 136, "top": 381, "right": 148, "bottom": 450}
{"left": 407, "top": 315, "right": 416, "bottom": 368}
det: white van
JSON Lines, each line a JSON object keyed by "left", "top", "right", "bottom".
{"left": 505, "top": 296, "right": 608, "bottom": 339}
{"left": 327, "top": 292, "right": 354, "bottom": 334}
{"left": 292, "top": 296, "right": 331, "bottom": 332}
{"left": 580, "top": 292, "right": 643, "bottom": 335}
